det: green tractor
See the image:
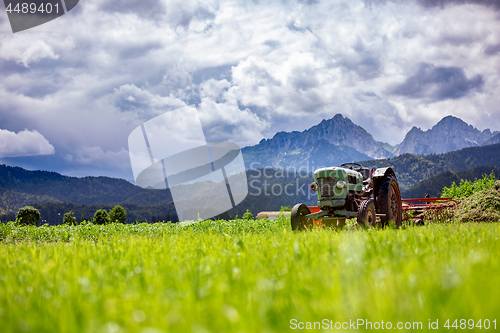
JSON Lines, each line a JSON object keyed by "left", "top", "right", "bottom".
{"left": 291, "top": 163, "right": 402, "bottom": 230}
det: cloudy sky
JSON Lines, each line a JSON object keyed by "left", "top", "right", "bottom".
{"left": 0, "top": 0, "right": 499, "bottom": 181}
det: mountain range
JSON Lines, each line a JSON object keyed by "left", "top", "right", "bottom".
{"left": 242, "top": 114, "right": 498, "bottom": 170}
{"left": 1, "top": 114, "right": 499, "bottom": 224}
{"left": 395, "top": 116, "right": 498, "bottom": 155}
{"left": 242, "top": 114, "right": 390, "bottom": 169}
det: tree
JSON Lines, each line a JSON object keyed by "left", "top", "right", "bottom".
{"left": 109, "top": 205, "right": 127, "bottom": 224}
{"left": 16, "top": 206, "right": 41, "bottom": 226}
{"left": 63, "top": 211, "right": 77, "bottom": 225}
{"left": 93, "top": 209, "right": 110, "bottom": 225}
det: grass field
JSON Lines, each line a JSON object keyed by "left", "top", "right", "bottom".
{"left": 1, "top": 217, "right": 500, "bottom": 332}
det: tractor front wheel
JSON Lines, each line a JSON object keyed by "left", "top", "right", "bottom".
{"left": 357, "top": 199, "right": 375, "bottom": 228}
{"left": 291, "top": 203, "right": 311, "bottom": 231}
{"left": 376, "top": 174, "right": 403, "bottom": 227}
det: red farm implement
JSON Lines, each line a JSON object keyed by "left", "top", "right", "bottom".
{"left": 257, "top": 198, "right": 457, "bottom": 227}
{"left": 402, "top": 197, "right": 457, "bottom": 223}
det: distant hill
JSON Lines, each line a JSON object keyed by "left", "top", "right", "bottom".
{"left": 395, "top": 115, "right": 496, "bottom": 155}
{"left": 0, "top": 164, "right": 173, "bottom": 213}
{"left": 242, "top": 114, "right": 392, "bottom": 169}
{"left": 0, "top": 164, "right": 174, "bottom": 220}
{"left": 401, "top": 166, "right": 500, "bottom": 198}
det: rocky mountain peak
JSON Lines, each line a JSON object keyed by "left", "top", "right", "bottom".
{"left": 434, "top": 115, "right": 476, "bottom": 132}
{"left": 396, "top": 115, "right": 494, "bottom": 155}
{"left": 242, "top": 113, "right": 393, "bottom": 170}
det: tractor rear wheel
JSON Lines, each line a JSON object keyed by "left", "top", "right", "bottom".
{"left": 357, "top": 199, "right": 375, "bottom": 228}
{"left": 376, "top": 174, "right": 403, "bottom": 227}
{"left": 291, "top": 203, "right": 311, "bottom": 231}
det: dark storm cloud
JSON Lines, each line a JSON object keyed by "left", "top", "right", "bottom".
{"left": 263, "top": 40, "right": 281, "bottom": 49}
{"left": 192, "top": 65, "right": 233, "bottom": 84}
{"left": 3, "top": 61, "right": 71, "bottom": 99}
{"left": 0, "top": 59, "right": 30, "bottom": 76}
{"left": 299, "top": 0, "right": 320, "bottom": 5}
{"left": 99, "top": 0, "right": 167, "bottom": 20}
{"left": 291, "top": 66, "right": 320, "bottom": 91}
{"left": 439, "top": 35, "right": 477, "bottom": 46}
{"left": 391, "top": 63, "right": 484, "bottom": 101}
{"left": 337, "top": 40, "right": 382, "bottom": 80}
{"left": 365, "top": 0, "right": 500, "bottom": 9}
{"left": 172, "top": 6, "right": 215, "bottom": 28}
{"left": 341, "top": 56, "right": 381, "bottom": 80}
{"left": 414, "top": 0, "right": 500, "bottom": 10}
{"left": 6, "top": 79, "right": 60, "bottom": 99}
{"left": 118, "top": 42, "right": 163, "bottom": 60}
{"left": 286, "top": 22, "right": 308, "bottom": 32}
{"left": 484, "top": 43, "right": 500, "bottom": 55}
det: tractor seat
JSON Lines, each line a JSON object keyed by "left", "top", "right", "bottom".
{"left": 359, "top": 168, "right": 371, "bottom": 183}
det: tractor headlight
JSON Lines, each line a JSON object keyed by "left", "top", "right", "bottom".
{"left": 310, "top": 182, "right": 318, "bottom": 192}
{"left": 336, "top": 180, "right": 346, "bottom": 189}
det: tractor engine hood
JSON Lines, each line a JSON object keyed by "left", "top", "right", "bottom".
{"left": 313, "top": 167, "right": 362, "bottom": 181}
{"left": 313, "top": 167, "right": 363, "bottom": 207}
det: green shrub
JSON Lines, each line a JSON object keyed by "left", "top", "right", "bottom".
{"left": 93, "top": 209, "right": 110, "bottom": 225}
{"left": 280, "top": 205, "right": 292, "bottom": 212}
{"left": 109, "top": 205, "right": 127, "bottom": 224}
{"left": 442, "top": 172, "right": 497, "bottom": 199}
{"left": 63, "top": 211, "right": 77, "bottom": 225}
{"left": 242, "top": 209, "right": 254, "bottom": 220}
{"left": 16, "top": 206, "right": 41, "bottom": 226}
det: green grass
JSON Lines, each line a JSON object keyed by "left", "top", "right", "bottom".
{"left": 1, "top": 218, "right": 500, "bottom": 332}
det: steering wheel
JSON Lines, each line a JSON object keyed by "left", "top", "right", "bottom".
{"left": 340, "top": 162, "right": 363, "bottom": 171}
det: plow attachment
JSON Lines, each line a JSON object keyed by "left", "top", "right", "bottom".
{"left": 402, "top": 197, "right": 457, "bottom": 222}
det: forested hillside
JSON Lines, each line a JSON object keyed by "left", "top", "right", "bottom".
{"left": 401, "top": 166, "right": 500, "bottom": 198}
{"left": 2, "top": 144, "right": 500, "bottom": 224}
{"left": 0, "top": 164, "right": 172, "bottom": 212}
{"left": 0, "top": 168, "right": 315, "bottom": 224}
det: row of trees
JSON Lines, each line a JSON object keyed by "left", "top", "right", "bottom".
{"left": 15, "top": 205, "right": 127, "bottom": 226}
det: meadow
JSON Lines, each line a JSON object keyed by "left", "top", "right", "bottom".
{"left": 1, "top": 217, "right": 499, "bottom": 332}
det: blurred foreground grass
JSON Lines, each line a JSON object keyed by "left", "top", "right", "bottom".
{"left": 1, "top": 218, "right": 499, "bottom": 332}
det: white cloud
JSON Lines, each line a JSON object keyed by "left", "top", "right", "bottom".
{"left": 198, "top": 97, "right": 269, "bottom": 147}
{"left": 112, "top": 84, "right": 187, "bottom": 120}
{"left": 0, "top": 35, "right": 68, "bottom": 67}
{"left": 65, "top": 146, "right": 130, "bottom": 168}
{"left": 199, "top": 78, "right": 231, "bottom": 101}
{"left": 0, "top": 129, "right": 55, "bottom": 157}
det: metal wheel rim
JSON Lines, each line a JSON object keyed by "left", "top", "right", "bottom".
{"left": 390, "top": 183, "right": 400, "bottom": 219}
{"left": 298, "top": 207, "right": 310, "bottom": 229}
{"left": 367, "top": 207, "right": 374, "bottom": 226}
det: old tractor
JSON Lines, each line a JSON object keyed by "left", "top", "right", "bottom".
{"left": 291, "top": 163, "right": 403, "bottom": 230}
